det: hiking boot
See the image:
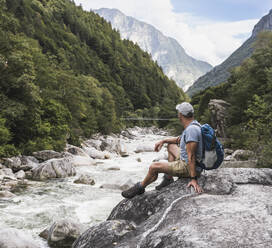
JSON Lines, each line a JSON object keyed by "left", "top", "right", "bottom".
{"left": 155, "top": 176, "right": 174, "bottom": 190}
{"left": 121, "top": 182, "right": 145, "bottom": 199}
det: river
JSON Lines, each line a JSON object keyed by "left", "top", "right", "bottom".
{"left": 0, "top": 129, "right": 169, "bottom": 247}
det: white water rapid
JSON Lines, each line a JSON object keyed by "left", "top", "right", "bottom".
{"left": 0, "top": 129, "right": 169, "bottom": 247}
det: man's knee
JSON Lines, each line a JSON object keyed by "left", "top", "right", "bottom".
{"left": 149, "top": 162, "right": 163, "bottom": 173}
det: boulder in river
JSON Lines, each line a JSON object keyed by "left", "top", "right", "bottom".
{"left": 74, "top": 174, "right": 95, "bottom": 185}
{"left": 3, "top": 155, "right": 38, "bottom": 172}
{"left": 72, "top": 220, "right": 135, "bottom": 248}
{"left": 0, "top": 190, "right": 16, "bottom": 198}
{"left": 32, "top": 158, "right": 76, "bottom": 180}
{"left": 232, "top": 149, "right": 255, "bottom": 161}
{"left": 47, "top": 219, "right": 87, "bottom": 248}
{"left": 33, "top": 150, "right": 62, "bottom": 162}
{"left": 65, "top": 144, "right": 90, "bottom": 157}
{"left": 73, "top": 168, "right": 272, "bottom": 248}
{"left": 0, "top": 228, "right": 39, "bottom": 248}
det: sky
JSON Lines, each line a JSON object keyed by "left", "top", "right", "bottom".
{"left": 74, "top": 0, "right": 272, "bottom": 66}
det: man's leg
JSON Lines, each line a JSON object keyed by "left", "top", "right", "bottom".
{"left": 122, "top": 162, "right": 173, "bottom": 199}
{"left": 156, "top": 144, "right": 180, "bottom": 190}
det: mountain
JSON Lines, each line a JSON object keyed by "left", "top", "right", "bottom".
{"left": 187, "top": 9, "right": 272, "bottom": 96}
{"left": 94, "top": 8, "right": 212, "bottom": 91}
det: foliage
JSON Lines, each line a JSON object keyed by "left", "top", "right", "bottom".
{"left": 0, "top": 0, "right": 186, "bottom": 156}
{"left": 191, "top": 31, "right": 272, "bottom": 167}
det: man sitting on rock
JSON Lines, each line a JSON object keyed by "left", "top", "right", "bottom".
{"left": 122, "top": 102, "right": 203, "bottom": 199}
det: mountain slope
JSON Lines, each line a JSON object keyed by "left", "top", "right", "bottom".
{"left": 187, "top": 9, "right": 272, "bottom": 96}
{"left": 95, "top": 8, "right": 212, "bottom": 91}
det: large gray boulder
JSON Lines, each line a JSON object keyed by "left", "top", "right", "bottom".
{"left": 33, "top": 150, "right": 62, "bottom": 162}
{"left": 0, "top": 228, "right": 39, "bottom": 248}
{"left": 32, "top": 158, "right": 76, "bottom": 180}
{"left": 74, "top": 174, "right": 95, "bottom": 185}
{"left": 72, "top": 220, "right": 135, "bottom": 248}
{"left": 47, "top": 219, "right": 87, "bottom": 248}
{"left": 73, "top": 168, "right": 272, "bottom": 248}
{"left": 3, "top": 156, "right": 38, "bottom": 172}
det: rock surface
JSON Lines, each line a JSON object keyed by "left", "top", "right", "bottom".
{"left": 33, "top": 150, "right": 62, "bottom": 162}
{"left": 73, "top": 168, "right": 272, "bottom": 248}
{"left": 32, "top": 158, "right": 76, "bottom": 180}
{"left": 47, "top": 219, "right": 87, "bottom": 248}
{"left": 0, "top": 228, "right": 39, "bottom": 248}
{"left": 74, "top": 174, "right": 95, "bottom": 185}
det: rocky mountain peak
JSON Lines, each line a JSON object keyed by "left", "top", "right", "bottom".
{"left": 94, "top": 8, "right": 212, "bottom": 91}
{"left": 252, "top": 9, "right": 272, "bottom": 37}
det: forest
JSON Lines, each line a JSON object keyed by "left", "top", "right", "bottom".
{"left": 0, "top": 0, "right": 187, "bottom": 157}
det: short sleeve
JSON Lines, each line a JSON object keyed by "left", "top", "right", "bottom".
{"left": 185, "top": 126, "right": 200, "bottom": 143}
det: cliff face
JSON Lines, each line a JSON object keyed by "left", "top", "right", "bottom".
{"left": 73, "top": 168, "right": 272, "bottom": 248}
{"left": 95, "top": 8, "right": 212, "bottom": 91}
{"left": 187, "top": 9, "right": 272, "bottom": 96}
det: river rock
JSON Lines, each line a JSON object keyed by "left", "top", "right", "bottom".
{"left": 135, "top": 144, "right": 154, "bottom": 153}
{"left": 74, "top": 168, "right": 272, "bottom": 248}
{"left": 100, "top": 137, "right": 120, "bottom": 154}
{"left": 15, "top": 170, "right": 26, "bottom": 180}
{"left": 232, "top": 149, "right": 255, "bottom": 161}
{"left": 65, "top": 145, "right": 89, "bottom": 157}
{"left": 47, "top": 219, "right": 87, "bottom": 248}
{"left": 0, "top": 190, "right": 16, "bottom": 198}
{"left": 83, "top": 138, "right": 103, "bottom": 150}
{"left": 0, "top": 163, "right": 3, "bottom": 169}
{"left": 32, "top": 158, "right": 76, "bottom": 180}
{"left": 33, "top": 150, "right": 62, "bottom": 162}
{"left": 74, "top": 175, "right": 95, "bottom": 185}
{"left": 83, "top": 147, "right": 109, "bottom": 159}
{"left": 0, "top": 228, "right": 39, "bottom": 248}
{"left": 2, "top": 156, "right": 37, "bottom": 173}
{"left": 72, "top": 220, "right": 135, "bottom": 248}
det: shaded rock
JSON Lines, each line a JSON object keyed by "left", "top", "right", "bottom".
{"left": 74, "top": 168, "right": 272, "bottom": 248}
{"left": 0, "top": 228, "right": 39, "bottom": 248}
{"left": 74, "top": 175, "right": 95, "bottom": 185}
{"left": 232, "top": 149, "right": 255, "bottom": 161}
{"left": 33, "top": 150, "right": 62, "bottom": 162}
{"left": 224, "top": 148, "right": 234, "bottom": 156}
{"left": 0, "top": 190, "right": 16, "bottom": 198}
{"left": 136, "top": 158, "right": 142, "bottom": 162}
{"left": 72, "top": 220, "right": 135, "bottom": 248}
{"left": 208, "top": 99, "right": 230, "bottom": 138}
{"left": 65, "top": 145, "right": 89, "bottom": 157}
{"left": 32, "top": 158, "right": 76, "bottom": 180}
{"left": 15, "top": 170, "right": 25, "bottom": 180}
{"left": 47, "top": 219, "right": 87, "bottom": 248}
{"left": 135, "top": 144, "right": 154, "bottom": 153}
{"left": 224, "top": 155, "right": 235, "bottom": 161}
{"left": 39, "top": 227, "right": 49, "bottom": 240}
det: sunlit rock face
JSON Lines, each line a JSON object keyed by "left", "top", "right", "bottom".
{"left": 73, "top": 168, "right": 272, "bottom": 248}
{"left": 95, "top": 8, "right": 212, "bottom": 91}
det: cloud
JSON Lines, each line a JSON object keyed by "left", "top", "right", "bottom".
{"left": 74, "top": 0, "right": 258, "bottom": 66}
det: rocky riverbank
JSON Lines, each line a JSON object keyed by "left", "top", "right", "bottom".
{"left": 0, "top": 126, "right": 270, "bottom": 248}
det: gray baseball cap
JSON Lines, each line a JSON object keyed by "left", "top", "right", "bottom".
{"left": 176, "top": 102, "right": 194, "bottom": 116}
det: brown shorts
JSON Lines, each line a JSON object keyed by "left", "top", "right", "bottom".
{"left": 168, "top": 160, "right": 190, "bottom": 177}
{"left": 168, "top": 159, "right": 202, "bottom": 178}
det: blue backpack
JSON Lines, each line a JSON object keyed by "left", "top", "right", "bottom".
{"left": 191, "top": 123, "right": 224, "bottom": 170}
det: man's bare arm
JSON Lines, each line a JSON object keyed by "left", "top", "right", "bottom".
{"left": 186, "top": 141, "right": 203, "bottom": 193}
{"left": 154, "top": 137, "right": 180, "bottom": 152}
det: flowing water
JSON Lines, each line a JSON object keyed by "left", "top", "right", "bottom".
{"left": 0, "top": 131, "right": 168, "bottom": 247}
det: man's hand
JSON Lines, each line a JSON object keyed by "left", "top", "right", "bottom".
{"left": 154, "top": 140, "right": 164, "bottom": 152}
{"left": 187, "top": 179, "right": 203, "bottom": 193}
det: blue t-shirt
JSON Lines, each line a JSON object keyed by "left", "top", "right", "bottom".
{"left": 180, "top": 120, "right": 203, "bottom": 164}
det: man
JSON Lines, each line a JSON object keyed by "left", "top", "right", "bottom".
{"left": 121, "top": 102, "right": 203, "bottom": 199}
